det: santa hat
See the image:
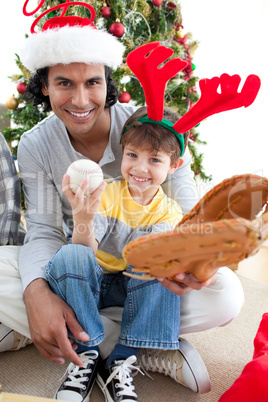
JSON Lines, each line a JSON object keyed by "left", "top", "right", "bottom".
{"left": 20, "top": 1, "right": 125, "bottom": 74}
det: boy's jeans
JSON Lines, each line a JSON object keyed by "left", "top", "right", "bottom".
{"left": 45, "top": 244, "right": 180, "bottom": 350}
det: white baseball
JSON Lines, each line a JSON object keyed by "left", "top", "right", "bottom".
{"left": 66, "top": 159, "right": 103, "bottom": 196}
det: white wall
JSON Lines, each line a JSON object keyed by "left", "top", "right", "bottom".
{"left": 1, "top": 1, "right": 267, "bottom": 187}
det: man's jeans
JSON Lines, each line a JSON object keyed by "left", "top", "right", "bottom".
{"left": 46, "top": 244, "right": 180, "bottom": 350}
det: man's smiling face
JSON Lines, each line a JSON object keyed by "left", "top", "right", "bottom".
{"left": 42, "top": 62, "right": 107, "bottom": 138}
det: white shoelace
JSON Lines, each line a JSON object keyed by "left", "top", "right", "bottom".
{"left": 61, "top": 350, "right": 98, "bottom": 390}
{"left": 15, "top": 336, "right": 31, "bottom": 350}
{"left": 105, "top": 355, "right": 143, "bottom": 398}
{"left": 140, "top": 353, "right": 177, "bottom": 381}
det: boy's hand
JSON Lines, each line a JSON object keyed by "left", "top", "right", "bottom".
{"left": 62, "top": 174, "right": 106, "bottom": 250}
{"left": 62, "top": 174, "right": 106, "bottom": 224}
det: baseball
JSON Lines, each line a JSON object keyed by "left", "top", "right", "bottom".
{"left": 66, "top": 159, "right": 103, "bottom": 196}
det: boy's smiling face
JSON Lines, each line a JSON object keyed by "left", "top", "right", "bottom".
{"left": 121, "top": 144, "right": 179, "bottom": 205}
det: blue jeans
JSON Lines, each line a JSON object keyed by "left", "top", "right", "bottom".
{"left": 45, "top": 244, "right": 180, "bottom": 350}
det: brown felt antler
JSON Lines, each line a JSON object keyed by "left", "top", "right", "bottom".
{"left": 173, "top": 73, "right": 261, "bottom": 133}
{"left": 126, "top": 42, "right": 187, "bottom": 121}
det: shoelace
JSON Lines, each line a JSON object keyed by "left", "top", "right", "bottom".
{"left": 15, "top": 335, "right": 32, "bottom": 350}
{"left": 61, "top": 350, "right": 98, "bottom": 390}
{"left": 105, "top": 355, "right": 143, "bottom": 398}
{"left": 140, "top": 352, "right": 178, "bottom": 381}
{"left": 13, "top": 332, "right": 32, "bottom": 350}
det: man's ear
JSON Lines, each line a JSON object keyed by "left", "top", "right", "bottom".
{"left": 168, "top": 158, "right": 184, "bottom": 175}
{"left": 41, "top": 80, "right": 49, "bottom": 97}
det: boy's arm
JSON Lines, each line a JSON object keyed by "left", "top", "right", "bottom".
{"left": 62, "top": 174, "right": 106, "bottom": 254}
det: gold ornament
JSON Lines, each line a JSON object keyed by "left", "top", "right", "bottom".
{"left": 176, "top": 27, "right": 184, "bottom": 39}
{"left": 6, "top": 96, "right": 19, "bottom": 110}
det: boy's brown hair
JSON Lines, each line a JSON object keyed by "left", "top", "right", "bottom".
{"left": 121, "top": 106, "right": 189, "bottom": 166}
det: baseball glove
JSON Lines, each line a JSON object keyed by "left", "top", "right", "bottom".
{"left": 122, "top": 174, "right": 268, "bottom": 282}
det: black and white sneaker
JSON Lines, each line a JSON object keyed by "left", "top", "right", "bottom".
{"left": 96, "top": 355, "right": 143, "bottom": 402}
{"left": 55, "top": 350, "right": 99, "bottom": 401}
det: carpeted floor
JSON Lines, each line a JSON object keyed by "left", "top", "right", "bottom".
{"left": 1, "top": 274, "right": 267, "bottom": 401}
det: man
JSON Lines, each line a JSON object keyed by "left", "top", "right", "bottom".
{"left": 0, "top": 5, "right": 244, "bottom": 402}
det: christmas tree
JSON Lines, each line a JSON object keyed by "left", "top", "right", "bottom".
{"left": 2, "top": 0, "right": 211, "bottom": 181}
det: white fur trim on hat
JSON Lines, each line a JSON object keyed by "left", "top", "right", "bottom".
{"left": 20, "top": 25, "right": 125, "bottom": 73}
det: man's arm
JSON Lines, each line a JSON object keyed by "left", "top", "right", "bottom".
{"left": 18, "top": 137, "right": 88, "bottom": 366}
{"left": 23, "top": 278, "right": 90, "bottom": 366}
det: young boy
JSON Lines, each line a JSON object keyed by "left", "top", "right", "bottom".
{"left": 46, "top": 106, "right": 188, "bottom": 401}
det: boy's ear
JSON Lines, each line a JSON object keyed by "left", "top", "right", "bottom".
{"left": 168, "top": 158, "right": 184, "bottom": 175}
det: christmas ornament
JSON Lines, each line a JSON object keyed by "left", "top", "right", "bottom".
{"left": 176, "top": 33, "right": 187, "bottom": 45}
{"left": 118, "top": 91, "right": 131, "bottom": 103}
{"left": 47, "top": 11, "right": 55, "bottom": 19}
{"left": 109, "top": 22, "right": 124, "bottom": 38}
{"left": 5, "top": 96, "right": 19, "bottom": 110}
{"left": 101, "top": 6, "right": 111, "bottom": 18}
{"left": 176, "top": 27, "right": 185, "bottom": 39}
{"left": 17, "top": 82, "right": 28, "bottom": 94}
{"left": 189, "top": 131, "right": 196, "bottom": 141}
{"left": 152, "top": 0, "right": 162, "bottom": 6}
{"left": 167, "top": 2, "right": 177, "bottom": 9}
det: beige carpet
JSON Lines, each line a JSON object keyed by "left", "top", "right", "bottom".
{"left": 1, "top": 274, "right": 267, "bottom": 401}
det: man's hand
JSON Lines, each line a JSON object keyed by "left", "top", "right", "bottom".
{"left": 157, "top": 272, "right": 217, "bottom": 296}
{"left": 23, "top": 278, "right": 89, "bottom": 367}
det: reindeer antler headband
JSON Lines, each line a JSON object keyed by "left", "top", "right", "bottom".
{"left": 20, "top": 0, "right": 125, "bottom": 73}
{"left": 124, "top": 42, "right": 261, "bottom": 156}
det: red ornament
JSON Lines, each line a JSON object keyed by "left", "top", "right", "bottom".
{"left": 17, "top": 82, "right": 28, "bottom": 95}
{"left": 176, "top": 34, "right": 188, "bottom": 46}
{"left": 109, "top": 22, "right": 124, "bottom": 38}
{"left": 189, "top": 131, "right": 196, "bottom": 141}
{"left": 118, "top": 91, "right": 131, "bottom": 103}
{"left": 152, "top": 0, "right": 162, "bottom": 6}
{"left": 101, "top": 6, "right": 111, "bottom": 18}
{"left": 167, "top": 2, "right": 176, "bottom": 9}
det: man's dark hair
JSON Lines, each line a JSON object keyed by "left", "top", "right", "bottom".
{"left": 27, "top": 66, "right": 118, "bottom": 112}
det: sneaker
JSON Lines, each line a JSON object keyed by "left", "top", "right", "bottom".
{"left": 0, "top": 323, "right": 32, "bottom": 352}
{"left": 55, "top": 350, "right": 100, "bottom": 401}
{"left": 138, "top": 338, "right": 211, "bottom": 394}
{"left": 96, "top": 355, "right": 143, "bottom": 402}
